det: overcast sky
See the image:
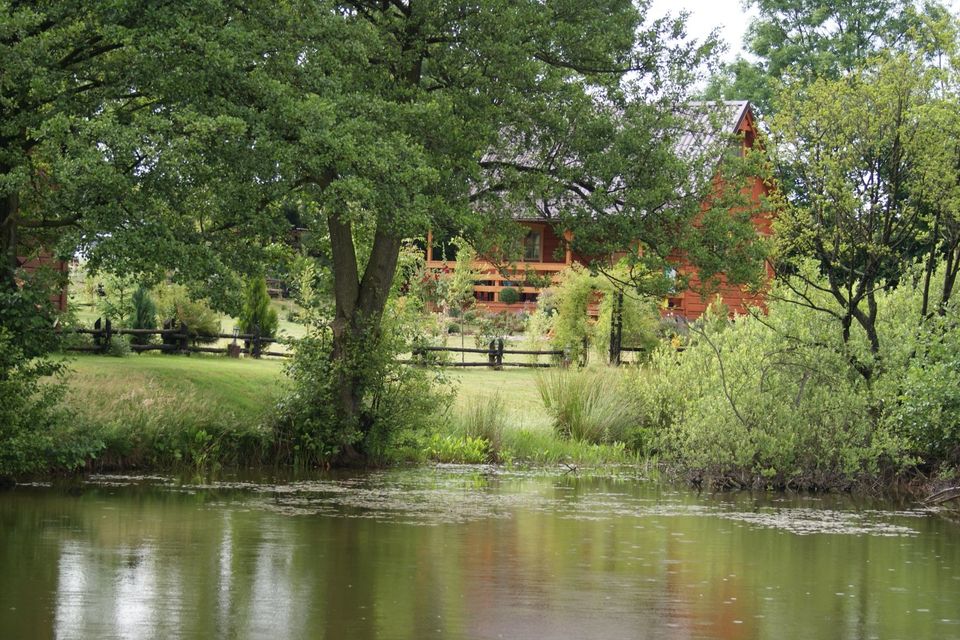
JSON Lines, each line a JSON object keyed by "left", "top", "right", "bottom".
{"left": 647, "top": 0, "right": 960, "bottom": 62}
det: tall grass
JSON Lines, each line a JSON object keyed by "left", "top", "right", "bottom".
{"left": 429, "top": 380, "right": 639, "bottom": 466}
{"left": 457, "top": 392, "right": 507, "bottom": 453}
{"left": 63, "top": 355, "right": 281, "bottom": 469}
{"left": 535, "top": 368, "right": 640, "bottom": 444}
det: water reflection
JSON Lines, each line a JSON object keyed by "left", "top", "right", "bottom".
{"left": 0, "top": 469, "right": 957, "bottom": 639}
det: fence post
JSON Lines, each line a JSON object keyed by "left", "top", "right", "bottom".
{"left": 93, "top": 318, "right": 103, "bottom": 352}
{"left": 496, "top": 338, "right": 504, "bottom": 369}
{"left": 412, "top": 343, "right": 425, "bottom": 365}
{"left": 227, "top": 328, "right": 242, "bottom": 358}
{"left": 178, "top": 322, "right": 190, "bottom": 354}
{"left": 580, "top": 335, "right": 589, "bottom": 368}
{"left": 103, "top": 318, "right": 113, "bottom": 354}
{"left": 488, "top": 339, "right": 496, "bottom": 368}
{"left": 252, "top": 323, "right": 262, "bottom": 358}
{"left": 161, "top": 319, "right": 173, "bottom": 353}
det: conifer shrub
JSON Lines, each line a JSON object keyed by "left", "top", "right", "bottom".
{"left": 238, "top": 275, "right": 279, "bottom": 338}
{"left": 128, "top": 286, "right": 157, "bottom": 345}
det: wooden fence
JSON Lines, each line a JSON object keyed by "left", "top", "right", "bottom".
{"left": 67, "top": 318, "right": 290, "bottom": 358}
{"left": 67, "top": 319, "right": 649, "bottom": 368}
{"left": 409, "top": 339, "right": 566, "bottom": 369}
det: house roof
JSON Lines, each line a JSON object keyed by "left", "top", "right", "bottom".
{"left": 675, "top": 100, "right": 751, "bottom": 157}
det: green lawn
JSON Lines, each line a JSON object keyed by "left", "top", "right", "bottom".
{"left": 60, "top": 354, "right": 637, "bottom": 467}
{"left": 65, "top": 353, "right": 286, "bottom": 422}
{"left": 67, "top": 353, "right": 544, "bottom": 423}
{"left": 64, "top": 352, "right": 548, "bottom": 432}
{"left": 448, "top": 368, "right": 550, "bottom": 430}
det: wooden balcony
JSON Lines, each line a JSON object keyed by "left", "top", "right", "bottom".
{"left": 426, "top": 224, "right": 574, "bottom": 307}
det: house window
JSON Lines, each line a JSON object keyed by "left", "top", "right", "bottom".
{"left": 664, "top": 267, "right": 678, "bottom": 293}
{"left": 523, "top": 230, "right": 542, "bottom": 262}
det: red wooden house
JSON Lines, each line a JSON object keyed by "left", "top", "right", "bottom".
{"left": 15, "top": 252, "right": 69, "bottom": 312}
{"left": 425, "top": 101, "right": 771, "bottom": 320}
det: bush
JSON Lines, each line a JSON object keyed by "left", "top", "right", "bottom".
{"left": 93, "top": 272, "right": 138, "bottom": 323}
{"left": 274, "top": 296, "right": 453, "bottom": 466}
{"left": 154, "top": 284, "right": 221, "bottom": 344}
{"left": 0, "top": 327, "right": 101, "bottom": 479}
{"left": 639, "top": 283, "right": 906, "bottom": 488}
{"left": 499, "top": 286, "right": 520, "bottom": 305}
{"left": 523, "top": 307, "right": 556, "bottom": 364}
{"left": 550, "top": 265, "right": 596, "bottom": 363}
{"left": 0, "top": 276, "right": 103, "bottom": 479}
{"left": 426, "top": 434, "right": 491, "bottom": 464}
{"left": 473, "top": 310, "right": 521, "bottom": 348}
{"left": 238, "top": 275, "right": 279, "bottom": 338}
{"left": 128, "top": 286, "right": 157, "bottom": 345}
{"left": 106, "top": 334, "right": 132, "bottom": 357}
{"left": 536, "top": 368, "right": 641, "bottom": 445}
{"left": 882, "top": 310, "right": 960, "bottom": 467}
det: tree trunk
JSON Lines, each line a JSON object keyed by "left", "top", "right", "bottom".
{"left": 327, "top": 212, "right": 403, "bottom": 454}
{"left": 941, "top": 241, "right": 959, "bottom": 315}
{"left": 921, "top": 210, "right": 940, "bottom": 319}
{"left": 0, "top": 189, "right": 19, "bottom": 290}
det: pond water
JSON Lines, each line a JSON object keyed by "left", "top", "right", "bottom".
{"left": 1, "top": 467, "right": 958, "bottom": 640}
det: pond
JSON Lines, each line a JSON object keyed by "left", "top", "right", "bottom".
{"left": 1, "top": 468, "right": 958, "bottom": 639}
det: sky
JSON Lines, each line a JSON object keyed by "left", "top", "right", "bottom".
{"left": 647, "top": 0, "right": 960, "bottom": 62}
{"left": 648, "top": 0, "right": 755, "bottom": 62}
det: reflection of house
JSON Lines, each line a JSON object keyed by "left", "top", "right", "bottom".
{"left": 425, "top": 101, "right": 771, "bottom": 320}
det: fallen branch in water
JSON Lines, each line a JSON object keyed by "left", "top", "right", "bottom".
{"left": 923, "top": 486, "right": 960, "bottom": 505}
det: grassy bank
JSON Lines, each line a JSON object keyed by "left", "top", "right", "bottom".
{"left": 58, "top": 354, "right": 636, "bottom": 470}
{"left": 64, "top": 354, "right": 285, "bottom": 469}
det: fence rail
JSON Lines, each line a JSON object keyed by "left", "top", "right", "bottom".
{"left": 65, "top": 318, "right": 289, "bottom": 358}
{"left": 411, "top": 340, "right": 568, "bottom": 369}
{"left": 65, "top": 319, "right": 649, "bottom": 368}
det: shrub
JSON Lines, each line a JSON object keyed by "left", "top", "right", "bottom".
{"left": 639, "top": 280, "right": 911, "bottom": 488}
{"left": 238, "top": 275, "right": 279, "bottom": 338}
{"left": 535, "top": 368, "right": 641, "bottom": 444}
{"left": 274, "top": 295, "right": 453, "bottom": 466}
{"left": 154, "top": 284, "right": 221, "bottom": 344}
{"left": 882, "top": 309, "right": 960, "bottom": 468}
{"left": 106, "top": 334, "right": 132, "bottom": 357}
{"left": 93, "top": 272, "right": 138, "bottom": 322}
{"left": 499, "top": 286, "right": 520, "bottom": 305}
{"left": 426, "top": 434, "right": 491, "bottom": 464}
{"left": 550, "top": 265, "right": 596, "bottom": 363}
{"left": 473, "top": 310, "right": 520, "bottom": 348}
{"left": 523, "top": 307, "right": 556, "bottom": 364}
{"left": 0, "top": 275, "right": 103, "bottom": 479}
{"left": 128, "top": 286, "right": 157, "bottom": 345}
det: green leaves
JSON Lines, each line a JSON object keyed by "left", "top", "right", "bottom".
{"left": 238, "top": 274, "right": 279, "bottom": 339}
{"left": 707, "top": 0, "right": 953, "bottom": 115}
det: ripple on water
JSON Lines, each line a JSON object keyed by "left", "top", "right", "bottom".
{"left": 80, "top": 470, "right": 926, "bottom": 536}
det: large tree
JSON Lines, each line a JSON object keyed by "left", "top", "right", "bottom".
{"left": 0, "top": 1, "right": 290, "bottom": 306}
{"left": 768, "top": 54, "right": 960, "bottom": 379}
{"left": 237, "top": 1, "right": 767, "bottom": 453}
{"left": 705, "top": 0, "right": 952, "bottom": 114}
